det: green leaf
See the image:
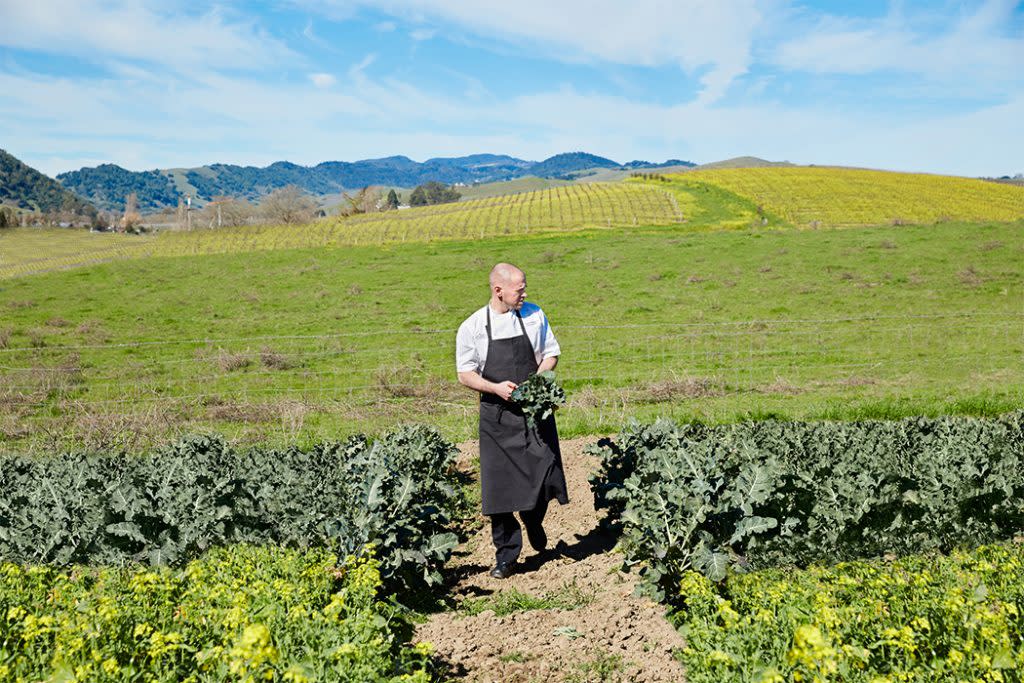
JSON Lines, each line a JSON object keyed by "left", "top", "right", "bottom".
{"left": 729, "top": 516, "right": 778, "bottom": 545}
{"left": 105, "top": 522, "right": 146, "bottom": 544}
{"left": 693, "top": 548, "right": 730, "bottom": 582}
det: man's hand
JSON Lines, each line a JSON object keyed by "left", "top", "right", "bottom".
{"left": 492, "top": 380, "right": 518, "bottom": 401}
{"left": 458, "top": 371, "right": 518, "bottom": 400}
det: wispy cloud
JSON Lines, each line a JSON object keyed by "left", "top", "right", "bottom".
{"left": 7, "top": 59, "right": 1020, "bottom": 178}
{"left": 347, "top": 54, "right": 377, "bottom": 79}
{"left": 3, "top": 0, "right": 1021, "bottom": 178}
{"left": 0, "top": 1, "right": 294, "bottom": 72}
{"left": 774, "top": 0, "right": 1023, "bottom": 91}
{"left": 309, "top": 72, "right": 337, "bottom": 88}
{"left": 410, "top": 28, "right": 436, "bottom": 41}
{"left": 308, "top": 0, "right": 765, "bottom": 104}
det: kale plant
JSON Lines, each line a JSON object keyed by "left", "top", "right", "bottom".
{"left": 511, "top": 370, "right": 566, "bottom": 429}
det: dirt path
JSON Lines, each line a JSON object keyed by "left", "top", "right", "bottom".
{"left": 415, "top": 438, "right": 686, "bottom": 683}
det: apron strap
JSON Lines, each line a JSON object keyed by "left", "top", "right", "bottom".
{"left": 486, "top": 307, "right": 530, "bottom": 341}
{"left": 515, "top": 309, "right": 529, "bottom": 338}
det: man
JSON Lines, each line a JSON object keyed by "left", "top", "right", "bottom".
{"left": 456, "top": 263, "right": 569, "bottom": 579}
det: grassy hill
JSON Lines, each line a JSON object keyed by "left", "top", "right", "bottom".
{"left": 457, "top": 176, "right": 572, "bottom": 200}
{"left": 695, "top": 156, "right": 795, "bottom": 170}
{"left": 662, "top": 166, "right": 1024, "bottom": 227}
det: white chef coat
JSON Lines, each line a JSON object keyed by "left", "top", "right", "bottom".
{"left": 455, "top": 302, "right": 560, "bottom": 374}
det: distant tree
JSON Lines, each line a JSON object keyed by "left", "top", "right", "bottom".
{"left": 98, "top": 210, "right": 118, "bottom": 230}
{"left": 261, "top": 185, "right": 317, "bottom": 225}
{"left": 421, "top": 180, "right": 461, "bottom": 205}
{"left": 385, "top": 188, "right": 400, "bottom": 210}
{"left": 339, "top": 186, "right": 382, "bottom": 217}
{"left": 408, "top": 185, "right": 428, "bottom": 207}
{"left": 0, "top": 206, "right": 15, "bottom": 229}
{"left": 121, "top": 192, "right": 143, "bottom": 233}
{"left": 217, "top": 197, "right": 258, "bottom": 227}
{"left": 175, "top": 198, "right": 188, "bottom": 229}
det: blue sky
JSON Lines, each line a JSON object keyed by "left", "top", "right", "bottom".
{"left": 1, "top": 0, "right": 1021, "bottom": 177}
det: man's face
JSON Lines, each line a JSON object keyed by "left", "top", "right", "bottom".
{"left": 499, "top": 274, "right": 527, "bottom": 310}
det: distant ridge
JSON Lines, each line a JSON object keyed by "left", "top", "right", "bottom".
{"left": 56, "top": 153, "right": 697, "bottom": 212}
{"left": 526, "top": 152, "right": 621, "bottom": 178}
{"left": 695, "top": 156, "right": 795, "bottom": 170}
{"left": 0, "top": 149, "right": 97, "bottom": 217}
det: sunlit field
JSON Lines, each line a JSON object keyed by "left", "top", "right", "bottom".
{"left": 0, "top": 183, "right": 681, "bottom": 279}
{"left": 668, "top": 166, "right": 1024, "bottom": 227}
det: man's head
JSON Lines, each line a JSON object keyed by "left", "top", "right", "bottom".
{"left": 489, "top": 262, "right": 527, "bottom": 312}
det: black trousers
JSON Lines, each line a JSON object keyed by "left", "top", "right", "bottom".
{"left": 490, "top": 495, "right": 549, "bottom": 565}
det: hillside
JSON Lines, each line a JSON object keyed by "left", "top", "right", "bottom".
{"left": 0, "top": 183, "right": 681, "bottom": 278}
{"left": 0, "top": 149, "right": 97, "bottom": 218}
{"left": 674, "top": 166, "right": 1024, "bottom": 226}
{"left": 695, "top": 156, "right": 795, "bottom": 170}
{"left": 526, "top": 152, "right": 621, "bottom": 178}
{"left": 56, "top": 153, "right": 696, "bottom": 212}
{"left": 58, "top": 164, "right": 179, "bottom": 213}
{"left": 456, "top": 176, "right": 572, "bottom": 200}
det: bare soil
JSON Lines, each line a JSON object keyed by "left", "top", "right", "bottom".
{"left": 415, "top": 438, "right": 686, "bottom": 682}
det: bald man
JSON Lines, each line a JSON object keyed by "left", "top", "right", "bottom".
{"left": 456, "top": 263, "right": 569, "bottom": 579}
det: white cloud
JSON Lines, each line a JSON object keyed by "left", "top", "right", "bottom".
{"left": 307, "top": 0, "right": 765, "bottom": 104}
{"left": 375, "top": 21, "right": 397, "bottom": 32}
{"left": 0, "top": 0, "right": 293, "bottom": 72}
{"left": 347, "top": 53, "right": 377, "bottom": 80}
{"left": 410, "top": 28, "right": 436, "bottom": 41}
{"left": 310, "top": 72, "right": 337, "bottom": 88}
{"left": 6, "top": 60, "right": 1019, "bottom": 179}
{"left": 774, "top": 0, "right": 1024, "bottom": 90}
{"left": 4, "top": 1, "right": 1020, "bottom": 179}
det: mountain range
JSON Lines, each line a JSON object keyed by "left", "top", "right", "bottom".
{"left": 55, "top": 152, "right": 695, "bottom": 212}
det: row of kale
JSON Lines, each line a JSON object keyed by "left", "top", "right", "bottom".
{"left": 587, "top": 412, "right": 1023, "bottom": 599}
{"left": 0, "top": 426, "right": 464, "bottom": 596}
{"left": 2, "top": 413, "right": 1021, "bottom": 600}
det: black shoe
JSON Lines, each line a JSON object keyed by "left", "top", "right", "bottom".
{"left": 526, "top": 525, "right": 547, "bottom": 553}
{"left": 489, "top": 562, "right": 514, "bottom": 579}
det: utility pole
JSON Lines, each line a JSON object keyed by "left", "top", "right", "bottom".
{"left": 186, "top": 195, "right": 192, "bottom": 230}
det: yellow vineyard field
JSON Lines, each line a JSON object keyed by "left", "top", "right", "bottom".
{"left": 0, "top": 228, "right": 153, "bottom": 280}
{"left": 0, "top": 183, "right": 681, "bottom": 279}
{"left": 678, "top": 166, "right": 1024, "bottom": 226}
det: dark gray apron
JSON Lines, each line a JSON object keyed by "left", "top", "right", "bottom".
{"left": 479, "top": 307, "right": 569, "bottom": 515}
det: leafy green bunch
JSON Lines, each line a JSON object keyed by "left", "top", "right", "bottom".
{"left": 510, "top": 370, "right": 566, "bottom": 429}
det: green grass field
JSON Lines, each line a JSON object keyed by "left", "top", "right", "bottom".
{"left": 1, "top": 215, "right": 1020, "bottom": 454}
